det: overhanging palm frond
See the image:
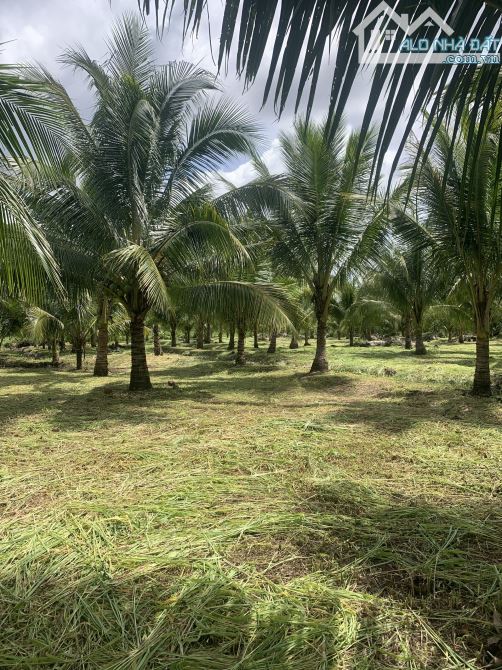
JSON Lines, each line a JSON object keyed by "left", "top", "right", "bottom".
{"left": 104, "top": 244, "right": 172, "bottom": 315}
{"left": 27, "top": 305, "right": 64, "bottom": 342}
{"left": 170, "top": 280, "right": 296, "bottom": 329}
{"left": 140, "top": 1, "right": 502, "bottom": 190}
{"left": 0, "top": 174, "right": 63, "bottom": 300}
{"left": 0, "top": 65, "right": 68, "bottom": 168}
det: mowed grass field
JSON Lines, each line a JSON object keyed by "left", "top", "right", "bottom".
{"left": 0, "top": 339, "right": 501, "bottom": 669}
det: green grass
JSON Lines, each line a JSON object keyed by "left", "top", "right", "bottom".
{"left": 0, "top": 338, "right": 501, "bottom": 668}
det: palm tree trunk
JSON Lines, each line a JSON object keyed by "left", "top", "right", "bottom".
{"left": 90, "top": 330, "right": 96, "bottom": 348}
{"left": 253, "top": 323, "right": 259, "bottom": 348}
{"left": 153, "top": 323, "right": 163, "bottom": 356}
{"left": 75, "top": 338, "right": 84, "bottom": 370}
{"left": 196, "top": 319, "right": 204, "bottom": 349}
{"left": 94, "top": 297, "right": 109, "bottom": 377}
{"left": 129, "top": 314, "right": 152, "bottom": 391}
{"left": 458, "top": 331, "right": 464, "bottom": 344}
{"left": 310, "top": 319, "right": 328, "bottom": 372}
{"left": 228, "top": 321, "right": 235, "bottom": 350}
{"left": 204, "top": 322, "right": 211, "bottom": 344}
{"left": 235, "top": 323, "right": 246, "bottom": 365}
{"left": 267, "top": 329, "right": 277, "bottom": 353}
{"left": 59, "top": 338, "right": 65, "bottom": 352}
{"left": 349, "top": 328, "right": 354, "bottom": 347}
{"left": 185, "top": 326, "right": 191, "bottom": 344}
{"left": 304, "top": 330, "right": 310, "bottom": 346}
{"left": 93, "top": 310, "right": 108, "bottom": 377}
{"left": 404, "top": 318, "right": 412, "bottom": 349}
{"left": 447, "top": 328, "right": 453, "bottom": 343}
{"left": 415, "top": 324, "right": 427, "bottom": 355}
{"left": 473, "top": 296, "right": 491, "bottom": 396}
{"left": 51, "top": 338, "right": 59, "bottom": 367}
{"left": 169, "top": 315, "right": 177, "bottom": 347}
{"left": 289, "top": 333, "right": 299, "bottom": 349}
{"left": 218, "top": 325, "right": 223, "bottom": 343}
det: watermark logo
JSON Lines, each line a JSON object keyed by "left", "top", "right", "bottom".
{"left": 353, "top": 1, "right": 500, "bottom": 65}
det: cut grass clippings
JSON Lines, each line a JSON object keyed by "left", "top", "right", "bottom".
{"left": 0, "top": 339, "right": 501, "bottom": 668}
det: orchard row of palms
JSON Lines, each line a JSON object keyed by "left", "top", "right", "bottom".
{"left": 1, "top": 16, "right": 501, "bottom": 395}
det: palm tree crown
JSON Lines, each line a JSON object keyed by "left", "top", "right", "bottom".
{"left": 34, "top": 15, "right": 269, "bottom": 390}
{"left": 265, "top": 118, "right": 385, "bottom": 372}
{"left": 398, "top": 105, "right": 502, "bottom": 394}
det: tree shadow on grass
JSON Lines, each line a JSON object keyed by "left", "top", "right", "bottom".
{"left": 320, "top": 388, "right": 501, "bottom": 434}
{"left": 38, "top": 374, "right": 318, "bottom": 431}
{"left": 294, "top": 477, "right": 501, "bottom": 666}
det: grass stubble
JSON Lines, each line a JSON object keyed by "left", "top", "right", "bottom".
{"left": 0, "top": 340, "right": 501, "bottom": 668}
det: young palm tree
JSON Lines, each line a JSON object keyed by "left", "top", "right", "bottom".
{"left": 399, "top": 107, "right": 502, "bottom": 395}
{"left": 28, "top": 306, "right": 64, "bottom": 367}
{"left": 63, "top": 297, "right": 95, "bottom": 370}
{"left": 331, "top": 283, "right": 360, "bottom": 347}
{"left": 264, "top": 119, "right": 385, "bottom": 373}
{"left": 33, "top": 16, "right": 264, "bottom": 390}
{"left": 373, "top": 247, "right": 446, "bottom": 355}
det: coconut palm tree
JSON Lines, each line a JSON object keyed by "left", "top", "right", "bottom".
{"left": 263, "top": 118, "right": 385, "bottom": 373}
{"left": 372, "top": 247, "right": 447, "bottom": 355}
{"left": 398, "top": 105, "right": 502, "bottom": 395}
{"left": 28, "top": 306, "right": 64, "bottom": 367}
{"left": 31, "top": 15, "right": 269, "bottom": 390}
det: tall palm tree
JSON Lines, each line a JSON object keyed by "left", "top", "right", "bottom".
{"left": 33, "top": 15, "right": 268, "bottom": 391}
{"left": 262, "top": 118, "right": 385, "bottom": 373}
{"left": 398, "top": 106, "right": 502, "bottom": 395}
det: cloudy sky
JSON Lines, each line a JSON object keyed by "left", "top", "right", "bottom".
{"left": 1, "top": 0, "right": 398, "bottom": 183}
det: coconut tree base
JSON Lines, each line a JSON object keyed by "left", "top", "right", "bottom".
{"left": 129, "top": 315, "right": 152, "bottom": 391}
{"left": 267, "top": 330, "right": 277, "bottom": 354}
{"left": 310, "top": 321, "right": 329, "bottom": 373}
{"left": 472, "top": 332, "right": 491, "bottom": 397}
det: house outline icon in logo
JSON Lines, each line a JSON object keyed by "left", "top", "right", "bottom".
{"left": 353, "top": 1, "right": 454, "bottom": 64}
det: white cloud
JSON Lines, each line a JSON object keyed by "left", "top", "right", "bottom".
{"left": 0, "top": 0, "right": 410, "bottom": 180}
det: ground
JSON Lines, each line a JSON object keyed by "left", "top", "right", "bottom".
{"left": 0, "top": 339, "right": 501, "bottom": 669}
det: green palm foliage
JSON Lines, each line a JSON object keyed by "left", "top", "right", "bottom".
{"left": 0, "top": 66, "right": 63, "bottom": 298}
{"left": 397, "top": 105, "right": 502, "bottom": 395}
{"left": 0, "top": 296, "right": 27, "bottom": 347}
{"left": 141, "top": 1, "right": 502, "bottom": 190}
{"left": 373, "top": 247, "right": 447, "bottom": 354}
{"left": 263, "top": 118, "right": 386, "bottom": 373}
{"left": 32, "top": 15, "right": 275, "bottom": 390}
{"left": 28, "top": 306, "right": 64, "bottom": 366}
